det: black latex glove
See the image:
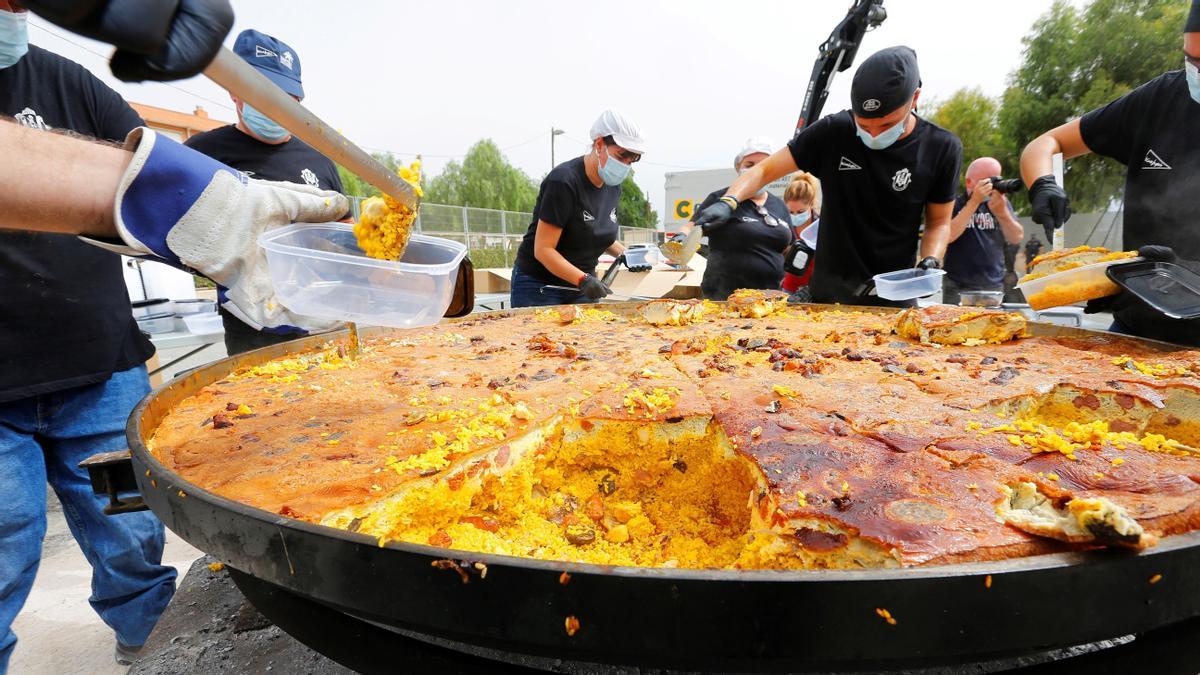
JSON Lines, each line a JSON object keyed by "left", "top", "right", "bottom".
{"left": 694, "top": 199, "right": 736, "bottom": 234}
{"left": 667, "top": 232, "right": 688, "bottom": 244}
{"left": 25, "top": 0, "right": 234, "bottom": 82}
{"left": 615, "top": 253, "right": 651, "bottom": 274}
{"left": 786, "top": 287, "right": 813, "bottom": 304}
{"left": 1028, "top": 175, "right": 1071, "bottom": 243}
{"left": 1084, "top": 245, "right": 1177, "bottom": 314}
{"left": 916, "top": 256, "right": 942, "bottom": 270}
{"left": 577, "top": 274, "right": 612, "bottom": 300}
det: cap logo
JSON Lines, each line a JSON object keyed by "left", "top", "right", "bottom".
{"left": 862, "top": 99, "right": 881, "bottom": 112}
{"left": 255, "top": 45, "right": 278, "bottom": 59}
{"left": 280, "top": 51, "right": 294, "bottom": 70}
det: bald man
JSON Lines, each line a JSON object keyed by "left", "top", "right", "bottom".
{"left": 942, "top": 157, "right": 1024, "bottom": 304}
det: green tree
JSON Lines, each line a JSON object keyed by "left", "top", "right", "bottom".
{"left": 996, "top": 0, "right": 1186, "bottom": 212}
{"left": 617, "top": 176, "right": 658, "bottom": 229}
{"left": 927, "top": 87, "right": 1006, "bottom": 180}
{"left": 424, "top": 140, "right": 539, "bottom": 212}
{"left": 337, "top": 151, "right": 402, "bottom": 198}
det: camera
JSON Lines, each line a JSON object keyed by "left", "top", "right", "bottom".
{"left": 986, "top": 176, "right": 1024, "bottom": 194}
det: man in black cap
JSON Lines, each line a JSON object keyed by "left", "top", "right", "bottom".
{"left": 691, "top": 45, "right": 962, "bottom": 306}
{"left": 185, "top": 29, "right": 345, "bottom": 354}
{"left": 1019, "top": 2, "right": 1200, "bottom": 346}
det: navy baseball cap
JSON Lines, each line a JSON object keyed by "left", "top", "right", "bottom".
{"left": 232, "top": 29, "right": 304, "bottom": 98}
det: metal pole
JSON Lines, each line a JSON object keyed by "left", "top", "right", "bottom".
{"left": 550, "top": 126, "right": 556, "bottom": 169}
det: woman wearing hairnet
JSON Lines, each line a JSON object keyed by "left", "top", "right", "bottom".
{"left": 510, "top": 110, "right": 645, "bottom": 307}
{"left": 671, "top": 138, "right": 794, "bottom": 300}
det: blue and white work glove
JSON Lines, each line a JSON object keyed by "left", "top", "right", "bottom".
{"left": 86, "top": 128, "right": 348, "bottom": 331}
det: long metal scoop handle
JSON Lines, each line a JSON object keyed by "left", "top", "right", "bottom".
{"left": 203, "top": 48, "right": 417, "bottom": 210}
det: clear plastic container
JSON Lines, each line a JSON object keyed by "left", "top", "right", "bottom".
{"left": 136, "top": 311, "right": 177, "bottom": 334}
{"left": 182, "top": 312, "right": 224, "bottom": 334}
{"left": 131, "top": 298, "right": 171, "bottom": 318}
{"left": 873, "top": 268, "right": 945, "bottom": 301}
{"left": 259, "top": 223, "right": 467, "bottom": 329}
{"left": 174, "top": 299, "right": 216, "bottom": 315}
{"left": 799, "top": 222, "right": 818, "bottom": 249}
{"left": 1016, "top": 258, "right": 1136, "bottom": 310}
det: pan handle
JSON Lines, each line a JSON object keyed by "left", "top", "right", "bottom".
{"left": 203, "top": 49, "right": 417, "bottom": 210}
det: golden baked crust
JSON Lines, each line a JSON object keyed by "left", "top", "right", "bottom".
{"left": 1025, "top": 246, "right": 1135, "bottom": 280}
{"left": 895, "top": 306, "right": 1028, "bottom": 345}
{"left": 147, "top": 302, "right": 1200, "bottom": 569}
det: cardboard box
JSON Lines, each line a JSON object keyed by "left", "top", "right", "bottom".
{"left": 608, "top": 255, "right": 706, "bottom": 300}
{"left": 473, "top": 268, "right": 512, "bottom": 293}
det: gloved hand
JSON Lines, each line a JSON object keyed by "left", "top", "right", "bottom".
{"left": 86, "top": 128, "right": 348, "bottom": 330}
{"left": 577, "top": 274, "right": 612, "bottom": 300}
{"left": 667, "top": 232, "right": 688, "bottom": 245}
{"left": 916, "top": 256, "right": 942, "bottom": 270}
{"left": 1084, "top": 245, "right": 1177, "bottom": 314}
{"left": 1028, "top": 175, "right": 1071, "bottom": 243}
{"left": 617, "top": 253, "right": 652, "bottom": 273}
{"left": 693, "top": 196, "right": 738, "bottom": 234}
{"left": 24, "top": 0, "right": 234, "bottom": 82}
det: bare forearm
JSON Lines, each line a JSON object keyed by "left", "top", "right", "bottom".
{"left": 724, "top": 148, "right": 797, "bottom": 202}
{"left": 605, "top": 241, "right": 625, "bottom": 257}
{"left": 947, "top": 199, "right": 981, "bottom": 242}
{"left": 920, "top": 220, "right": 951, "bottom": 260}
{"left": 534, "top": 246, "right": 585, "bottom": 285}
{"left": 1020, "top": 119, "right": 1090, "bottom": 187}
{"left": 998, "top": 212, "right": 1024, "bottom": 244}
{"left": 0, "top": 121, "right": 128, "bottom": 237}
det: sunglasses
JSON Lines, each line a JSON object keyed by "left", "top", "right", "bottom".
{"left": 754, "top": 204, "right": 782, "bottom": 228}
{"left": 604, "top": 142, "right": 642, "bottom": 165}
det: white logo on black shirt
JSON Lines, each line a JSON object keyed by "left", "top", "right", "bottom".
{"left": 1142, "top": 149, "right": 1171, "bottom": 170}
{"left": 582, "top": 210, "right": 595, "bottom": 222}
{"left": 838, "top": 157, "right": 862, "bottom": 171}
{"left": 15, "top": 107, "right": 49, "bottom": 130}
{"left": 300, "top": 168, "right": 319, "bottom": 186}
{"left": 609, "top": 208, "right": 617, "bottom": 223}
{"left": 892, "top": 168, "right": 912, "bottom": 191}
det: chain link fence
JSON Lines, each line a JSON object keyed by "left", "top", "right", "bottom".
{"left": 348, "top": 197, "right": 660, "bottom": 268}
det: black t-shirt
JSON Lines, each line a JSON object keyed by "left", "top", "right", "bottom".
{"left": 0, "top": 45, "right": 153, "bottom": 403}
{"left": 185, "top": 125, "right": 344, "bottom": 193}
{"left": 696, "top": 189, "right": 793, "bottom": 300}
{"left": 944, "top": 194, "right": 1012, "bottom": 289}
{"left": 787, "top": 110, "right": 962, "bottom": 305}
{"left": 514, "top": 156, "right": 621, "bottom": 285}
{"left": 1079, "top": 71, "right": 1200, "bottom": 344}
{"left": 1080, "top": 71, "right": 1200, "bottom": 259}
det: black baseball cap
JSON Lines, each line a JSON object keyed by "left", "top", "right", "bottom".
{"left": 851, "top": 46, "right": 920, "bottom": 119}
{"left": 233, "top": 29, "right": 304, "bottom": 98}
{"left": 1187, "top": 0, "right": 1200, "bottom": 33}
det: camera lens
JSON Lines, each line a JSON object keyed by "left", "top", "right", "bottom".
{"left": 991, "top": 178, "right": 1023, "bottom": 194}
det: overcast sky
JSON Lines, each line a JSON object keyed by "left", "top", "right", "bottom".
{"left": 29, "top": 0, "right": 1052, "bottom": 217}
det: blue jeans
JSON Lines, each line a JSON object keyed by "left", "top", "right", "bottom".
{"left": 509, "top": 265, "right": 595, "bottom": 308}
{"left": 0, "top": 365, "right": 177, "bottom": 671}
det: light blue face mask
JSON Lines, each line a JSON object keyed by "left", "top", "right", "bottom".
{"left": 598, "top": 146, "right": 631, "bottom": 186}
{"left": 0, "top": 10, "right": 29, "bottom": 70}
{"left": 241, "top": 102, "right": 290, "bottom": 142}
{"left": 856, "top": 108, "right": 910, "bottom": 151}
{"left": 1187, "top": 61, "right": 1200, "bottom": 105}
{"left": 790, "top": 210, "right": 811, "bottom": 227}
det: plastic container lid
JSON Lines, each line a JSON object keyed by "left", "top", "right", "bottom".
{"left": 258, "top": 223, "right": 467, "bottom": 329}
{"left": 873, "top": 268, "right": 945, "bottom": 301}
{"left": 1106, "top": 260, "right": 1200, "bottom": 320}
{"left": 174, "top": 299, "right": 217, "bottom": 315}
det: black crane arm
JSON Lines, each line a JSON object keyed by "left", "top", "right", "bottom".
{"left": 794, "top": 0, "right": 888, "bottom": 135}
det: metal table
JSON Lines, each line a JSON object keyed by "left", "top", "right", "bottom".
{"left": 148, "top": 329, "right": 224, "bottom": 380}
{"left": 474, "top": 292, "right": 511, "bottom": 312}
